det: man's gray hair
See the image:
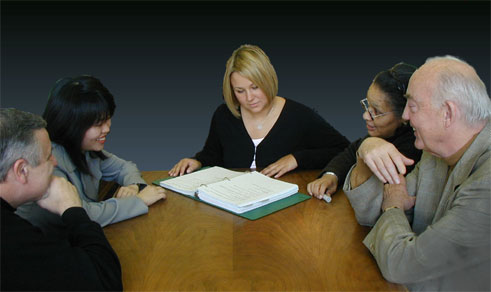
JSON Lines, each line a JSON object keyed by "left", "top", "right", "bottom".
{"left": 0, "top": 108, "right": 47, "bottom": 182}
{"left": 426, "top": 55, "right": 491, "bottom": 125}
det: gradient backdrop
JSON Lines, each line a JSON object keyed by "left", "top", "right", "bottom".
{"left": 2, "top": 1, "right": 490, "bottom": 170}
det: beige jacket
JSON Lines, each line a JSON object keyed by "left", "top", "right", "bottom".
{"left": 343, "top": 122, "right": 490, "bottom": 291}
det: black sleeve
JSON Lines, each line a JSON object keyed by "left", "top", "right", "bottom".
{"left": 319, "top": 137, "right": 364, "bottom": 188}
{"left": 1, "top": 206, "right": 122, "bottom": 291}
{"left": 292, "top": 109, "right": 350, "bottom": 169}
{"left": 62, "top": 207, "right": 123, "bottom": 291}
{"left": 390, "top": 128, "right": 423, "bottom": 174}
{"left": 194, "top": 107, "right": 224, "bottom": 167}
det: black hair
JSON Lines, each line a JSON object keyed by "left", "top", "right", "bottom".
{"left": 373, "top": 62, "right": 417, "bottom": 118}
{"left": 43, "top": 75, "right": 116, "bottom": 175}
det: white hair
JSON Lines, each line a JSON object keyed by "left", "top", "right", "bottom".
{"left": 425, "top": 55, "right": 491, "bottom": 125}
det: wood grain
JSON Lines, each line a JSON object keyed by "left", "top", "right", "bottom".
{"left": 103, "top": 170, "right": 404, "bottom": 291}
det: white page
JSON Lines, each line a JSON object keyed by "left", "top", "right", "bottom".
{"left": 197, "top": 171, "right": 298, "bottom": 207}
{"left": 160, "top": 166, "right": 243, "bottom": 196}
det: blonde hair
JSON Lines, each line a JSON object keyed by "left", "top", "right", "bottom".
{"left": 223, "top": 44, "right": 279, "bottom": 118}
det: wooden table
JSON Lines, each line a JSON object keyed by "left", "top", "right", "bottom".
{"left": 103, "top": 170, "right": 404, "bottom": 291}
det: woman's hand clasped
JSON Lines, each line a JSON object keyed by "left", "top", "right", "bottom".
{"left": 115, "top": 184, "right": 139, "bottom": 198}
{"left": 169, "top": 158, "right": 202, "bottom": 177}
{"left": 136, "top": 185, "right": 166, "bottom": 206}
{"left": 307, "top": 173, "right": 338, "bottom": 200}
{"left": 261, "top": 154, "right": 298, "bottom": 178}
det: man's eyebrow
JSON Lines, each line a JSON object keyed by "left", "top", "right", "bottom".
{"left": 404, "top": 93, "right": 412, "bottom": 100}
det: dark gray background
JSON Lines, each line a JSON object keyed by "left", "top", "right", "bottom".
{"left": 2, "top": 1, "right": 490, "bottom": 170}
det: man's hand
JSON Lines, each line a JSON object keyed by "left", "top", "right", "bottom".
{"left": 36, "top": 176, "right": 82, "bottom": 216}
{"left": 358, "top": 137, "right": 414, "bottom": 184}
{"left": 382, "top": 174, "right": 416, "bottom": 211}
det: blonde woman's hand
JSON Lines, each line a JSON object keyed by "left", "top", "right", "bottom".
{"left": 261, "top": 154, "right": 298, "bottom": 178}
{"left": 136, "top": 185, "right": 166, "bottom": 206}
{"left": 115, "top": 184, "right": 139, "bottom": 198}
{"left": 169, "top": 158, "right": 202, "bottom": 177}
{"left": 307, "top": 173, "right": 338, "bottom": 200}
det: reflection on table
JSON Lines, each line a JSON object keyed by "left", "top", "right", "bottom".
{"left": 103, "top": 170, "right": 404, "bottom": 291}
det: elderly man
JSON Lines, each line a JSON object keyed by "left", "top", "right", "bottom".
{"left": 343, "top": 56, "right": 490, "bottom": 291}
{"left": 0, "top": 108, "right": 122, "bottom": 291}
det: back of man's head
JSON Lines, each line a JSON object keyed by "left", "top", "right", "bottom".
{"left": 0, "top": 108, "right": 47, "bottom": 182}
{"left": 424, "top": 55, "right": 491, "bottom": 126}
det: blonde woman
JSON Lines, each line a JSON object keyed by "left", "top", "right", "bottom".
{"left": 170, "top": 44, "right": 349, "bottom": 178}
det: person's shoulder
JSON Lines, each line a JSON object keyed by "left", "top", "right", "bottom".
{"left": 215, "top": 103, "right": 231, "bottom": 113}
{"left": 284, "top": 98, "right": 322, "bottom": 116}
{"left": 52, "top": 143, "right": 76, "bottom": 172}
{"left": 212, "top": 103, "right": 236, "bottom": 120}
{"left": 283, "top": 98, "right": 326, "bottom": 124}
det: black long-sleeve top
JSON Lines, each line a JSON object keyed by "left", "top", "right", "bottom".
{"left": 320, "top": 123, "right": 423, "bottom": 188}
{"left": 194, "top": 99, "right": 350, "bottom": 169}
{"left": 1, "top": 198, "right": 123, "bottom": 291}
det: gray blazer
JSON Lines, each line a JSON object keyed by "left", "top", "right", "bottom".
{"left": 343, "top": 122, "right": 490, "bottom": 291}
{"left": 17, "top": 143, "right": 148, "bottom": 233}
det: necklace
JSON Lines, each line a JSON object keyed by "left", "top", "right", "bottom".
{"left": 256, "top": 99, "right": 276, "bottom": 130}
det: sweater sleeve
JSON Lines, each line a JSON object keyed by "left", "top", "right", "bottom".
{"left": 1, "top": 205, "right": 123, "bottom": 291}
{"left": 61, "top": 207, "right": 123, "bottom": 290}
{"left": 81, "top": 196, "right": 148, "bottom": 227}
{"left": 99, "top": 151, "right": 146, "bottom": 186}
{"left": 319, "top": 138, "right": 363, "bottom": 187}
{"left": 390, "top": 127, "right": 423, "bottom": 174}
{"left": 292, "top": 107, "right": 350, "bottom": 169}
{"left": 194, "top": 106, "right": 225, "bottom": 167}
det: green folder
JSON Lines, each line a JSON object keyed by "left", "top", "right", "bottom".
{"left": 152, "top": 176, "right": 311, "bottom": 220}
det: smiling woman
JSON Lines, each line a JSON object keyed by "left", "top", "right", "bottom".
{"left": 307, "top": 62, "right": 423, "bottom": 199}
{"left": 16, "top": 76, "right": 166, "bottom": 235}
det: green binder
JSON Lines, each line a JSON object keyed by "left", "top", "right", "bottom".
{"left": 152, "top": 176, "right": 310, "bottom": 220}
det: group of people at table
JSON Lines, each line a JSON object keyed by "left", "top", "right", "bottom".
{"left": 1, "top": 44, "right": 490, "bottom": 291}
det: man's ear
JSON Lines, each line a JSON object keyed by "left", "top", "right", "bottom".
{"left": 12, "top": 159, "right": 29, "bottom": 184}
{"left": 443, "top": 100, "right": 459, "bottom": 128}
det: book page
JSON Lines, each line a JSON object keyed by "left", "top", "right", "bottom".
{"left": 197, "top": 171, "right": 298, "bottom": 207}
{"left": 160, "top": 166, "right": 243, "bottom": 195}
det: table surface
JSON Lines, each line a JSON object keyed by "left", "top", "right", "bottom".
{"left": 103, "top": 170, "right": 404, "bottom": 291}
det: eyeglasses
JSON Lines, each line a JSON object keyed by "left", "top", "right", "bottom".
{"left": 360, "top": 98, "right": 392, "bottom": 120}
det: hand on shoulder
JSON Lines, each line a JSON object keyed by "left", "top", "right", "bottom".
{"left": 358, "top": 137, "right": 414, "bottom": 184}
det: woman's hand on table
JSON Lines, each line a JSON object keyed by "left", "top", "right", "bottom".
{"left": 307, "top": 173, "right": 338, "bottom": 200}
{"left": 169, "top": 158, "right": 202, "bottom": 177}
{"left": 261, "top": 154, "right": 298, "bottom": 178}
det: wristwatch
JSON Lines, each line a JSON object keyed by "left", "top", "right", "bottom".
{"left": 136, "top": 183, "right": 147, "bottom": 192}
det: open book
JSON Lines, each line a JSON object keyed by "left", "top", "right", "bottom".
{"left": 160, "top": 166, "right": 299, "bottom": 214}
